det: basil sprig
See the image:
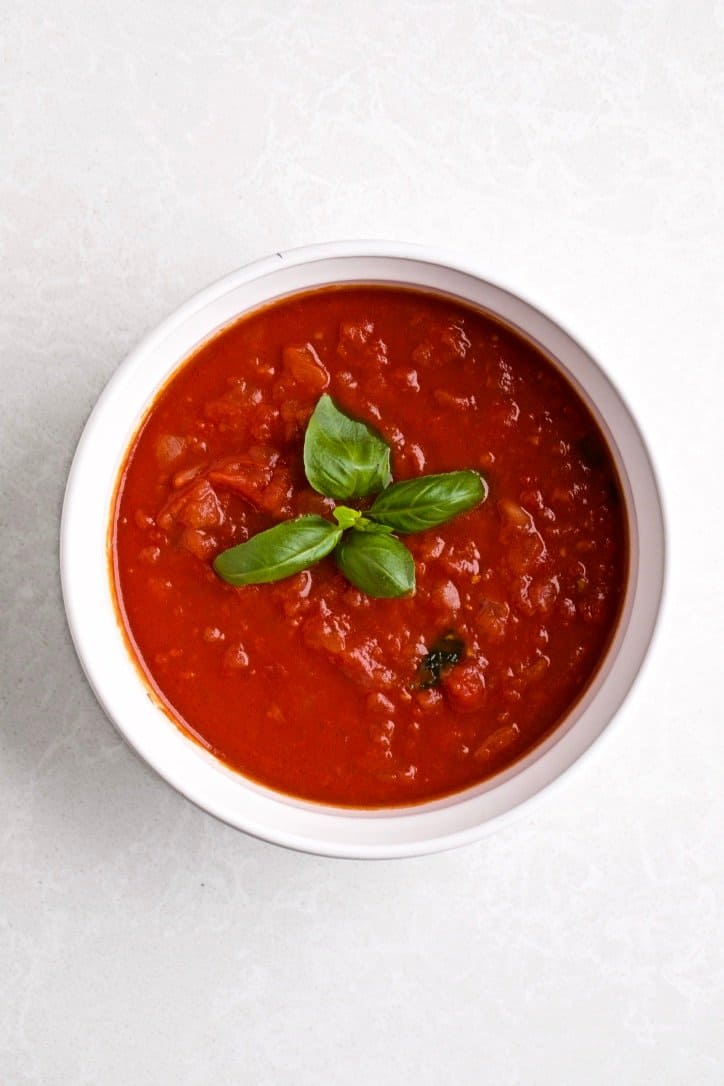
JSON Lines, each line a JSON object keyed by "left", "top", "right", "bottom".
{"left": 213, "top": 395, "right": 487, "bottom": 598}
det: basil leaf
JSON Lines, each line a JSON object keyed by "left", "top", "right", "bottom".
{"left": 417, "top": 631, "right": 466, "bottom": 689}
{"left": 332, "top": 505, "right": 362, "bottom": 530}
{"left": 335, "top": 530, "right": 415, "bottom": 598}
{"left": 213, "top": 516, "right": 342, "bottom": 586}
{"left": 369, "top": 470, "right": 487, "bottom": 534}
{"left": 303, "top": 394, "right": 392, "bottom": 500}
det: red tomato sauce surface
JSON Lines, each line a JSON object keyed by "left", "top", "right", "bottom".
{"left": 112, "top": 286, "right": 627, "bottom": 806}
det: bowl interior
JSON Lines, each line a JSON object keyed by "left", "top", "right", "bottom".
{"left": 61, "top": 243, "right": 665, "bottom": 857}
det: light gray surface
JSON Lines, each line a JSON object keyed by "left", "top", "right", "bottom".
{"left": 2, "top": 2, "right": 723, "bottom": 1083}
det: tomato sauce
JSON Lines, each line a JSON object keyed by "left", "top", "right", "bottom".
{"left": 112, "top": 286, "right": 627, "bottom": 806}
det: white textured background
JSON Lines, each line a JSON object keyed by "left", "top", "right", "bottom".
{"left": 2, "top": 2, "right": 723, "bottom": 1083}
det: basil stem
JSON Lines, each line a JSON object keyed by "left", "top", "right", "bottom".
{"left": 368, "top": 470, "right": 487, "bottom": 534}
{"left": 213, "top": 516, "right": 342, "bottom": 586}
{"left": 352, "top": 518, "right": 394, "bottom": 535}
{"left": 303, "top": 394, "right": 392, "bottom": 500}
{"left": 335, "top": 530, "right": 415, "bottom": 599}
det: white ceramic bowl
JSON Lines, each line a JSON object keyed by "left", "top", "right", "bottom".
{"left": 61, "top": 241, "right": 665, "bottom": 858}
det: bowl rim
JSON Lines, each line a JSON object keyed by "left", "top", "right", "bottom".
{"left": 60, "top": 240, "right": 667, "bottom": 858}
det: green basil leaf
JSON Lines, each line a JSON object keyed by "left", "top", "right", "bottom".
{"left": 332, "top": 505, "right": 362, "bottom": 530}
{"left": 368, "top": 470, "right": 487, "bottom": 534}
{"left": 417, "top": 631, "right": 466, "bottom": 689}
{"left": 335, "top": 530, "right": 415, "bottom": 598}
{"left": 213, "top": 516, "right": 342, "bottom": 586}
{"left": 303, "top": 394, "right": 392, "bottom": 500}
